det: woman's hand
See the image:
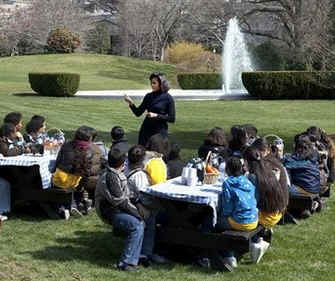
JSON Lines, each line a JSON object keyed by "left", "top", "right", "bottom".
{"left": 147, "top": 112, "right": 158, "bottom": 118}
{"left": 124, "top": 94, "right": 134, "bottom": 106}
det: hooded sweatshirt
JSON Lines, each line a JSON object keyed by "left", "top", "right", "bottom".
{"left": 221, "top": 176, "right": 258, "bottom": 227}
{"left": 283, "top": 153, "right": 320, "bottom": 194}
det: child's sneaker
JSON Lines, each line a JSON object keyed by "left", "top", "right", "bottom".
{"left": 250, "top": 238, "right": 270, "bottom": 264}
{"left": 223, "top": 256, "right": 237, "bottom": 268}
{"left": 196, "top": 257, "right": 211, "bottom": 268}
{"left": 0, "top": 215, "right": 8, "bottom": 221}
{"left": 70, "top": 207, "right": 83, "bottom": 217}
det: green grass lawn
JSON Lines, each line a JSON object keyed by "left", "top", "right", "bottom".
{"left": 0, "top": 55, "right": 335, "bottom": 281}
{"left": 0, "top": 53, "right": 177, "bottom": 93}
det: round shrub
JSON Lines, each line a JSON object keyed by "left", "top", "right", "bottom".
{"left": 29, "top": 73, "right": 80, "bottom": 97}
{"left": 242, "top": 71, "right": 335, "bottom": 99}
{"left": 177, "top": 73, "right": 222, "bottom": 89}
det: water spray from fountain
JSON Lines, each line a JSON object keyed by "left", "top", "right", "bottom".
{"left": 223, "top": 17, "right": 253, "bottom": 95}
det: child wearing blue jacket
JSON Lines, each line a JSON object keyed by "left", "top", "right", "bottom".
{"left": 219, "top": 156, "right": 258, "bottom": 232}
{"left": 199, "top": 156, "right": 258, "bottom": 271}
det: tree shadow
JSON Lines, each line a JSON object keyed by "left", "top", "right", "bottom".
{"left": 22, "top": 229, "right": 175, "bottom": 270}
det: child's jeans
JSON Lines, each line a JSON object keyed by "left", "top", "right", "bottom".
{"left": 0, "top": 177, "right": 10, "bottom": 214}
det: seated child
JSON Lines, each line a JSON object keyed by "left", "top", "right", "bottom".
{"left": 244, "top": 147, "right": 289, "bottom": 230}
{"left": 199, "top": 156, "right": 260, "bottom": 270}
{"left": 241, "top": 124, "right": 259, "bottom": 146}
{"left": 0, "top": 123, "right": 29, "bottom": 156}
{"left": 4, "top": 112, "right": 24, "bottom": 145}
{"left": 167, "top": 142, "right": 184, "bottom": 179}
{"left": 198, "top": 127, "right": 227, "bottom": 160}
{"left": 305, "top": 126, "right": 335, "bottom": 188}
{"left": 283, "top": 135, "right": 320, "bottom": 196}
{"left": 144, "top": 134, "right": 168, "bottom": 184}
{"left": 23, "top": 115, "right": 47, "bottom": 145}
{"left": 110, "top": 126, "right": 129, "bottom": 155}
{"left": 78, "top": 127, "right": 105, "bottom": 206}
{"left": 95, "top": 147, "right": 156, "bottom": 271}
{"left": 52, "top": 126, "right": 94, "bottom": 217}
{"left": 228, "top": 125, "right": 248, "bottom": 157}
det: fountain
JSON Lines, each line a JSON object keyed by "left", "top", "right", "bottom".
{"left": 222, "top": 17, "right": 253, "bottom": 95}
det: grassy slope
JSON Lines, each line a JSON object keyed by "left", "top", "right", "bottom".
{"left": 0, "top": 55, "right": 334, "bottom": 281}
{"left": 0, "top": 53, "right": 177, "bottom": 93}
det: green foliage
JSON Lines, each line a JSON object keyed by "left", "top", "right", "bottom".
{"left": 28, "top": 72, "right": 80, "bottom": 97}
{"left": 85, "top": 22, "right": 111, "bottom": 54}
{"left": 242, "top": 71, "right": 335, "bottom": 99}
{"left": 47, "top": 27, "right": 81, "bottom": 53}
{"left": 251, "top": 41, "right": 284, "bottom": 71}
{"left": 177, "top": 73, "right": 222, "bottom": 89}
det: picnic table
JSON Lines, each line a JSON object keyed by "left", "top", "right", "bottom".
{"left": 141, "top": 177, "right": 268, "bottom": 260}
{"left": 0, "top": 153, "right": 72, "bottom": 218}
{"left": 141, "top": 176, "right": 222, "bottom": 226}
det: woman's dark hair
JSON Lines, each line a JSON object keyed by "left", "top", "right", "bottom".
{"left": 128, "top": 145, "right": 146, "bottom": 168}
{"left": 4, "top": 112, "right": 22, "bottom": 126}
{"left": 0, "top": 123, "right": 16, "bottom": 138}
{"left": 108, "top": 147, "right": 127, "bottom": 168}
{"left": 31, "top": 115, "right": 45, "bottom": 124}
{"left": 306, "top": 126, "right": 335, "bottom": 158}
{"left": 111, "top": 126, "right": 125, "bottom": 141}
{"left": 228, "top": 125, "right": 248, "bottom": 153}
{"left": 74, "top": 126, "right": 92, "bottom": 142}
{"left": 241, "top": 124, "right": 258, "bottom": 138}
{"left": 149, "top": 71, "right": 170, "bottom": 92}
{"left": 87, "top": 127, "right": 98, "bottom": 142}
{"left": 294, "top": 134, "right": 316, "bottom": 160}
{"left": 244, "top": 146, "right": 288, "bottom": 213}
{"left": 204, "top": 127, "right": 227, "bottom": 147}
{"left": 252, "top": 137, "right": 269, "bottom": 154}
{"left": 25, "top": 117, "right": 45, "bottom": 134}
{"left": 226, "top": 156, "right": 244, "bottom": 177}
{"left": 168, "top": 142, "right": 181, "bottom": 161}
{"left": 146, "top": 133, "right": 170, "bottom": 161}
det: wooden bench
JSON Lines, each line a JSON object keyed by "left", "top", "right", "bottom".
{"left": 287, "top": 193, "right": 319, "bottom": 213}
{"left": 156, "top": 225, "right": 269, "bottom": 257}
{"left": 12, "top": 186, "right": 73, "bottom": 219}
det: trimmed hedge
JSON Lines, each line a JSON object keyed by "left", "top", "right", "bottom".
{"left": 177, "top": 73, "right": 222, "bottom": 89}
{"left": 29, "top": 73, "right": 80, "bottom": 97}
{"left": 242, "top": 71, "right": 335, "bottom": 99}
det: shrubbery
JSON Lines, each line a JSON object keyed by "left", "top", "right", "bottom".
{"left": 165, "top": 41, "right": 206, "bottom": 65}
{"left": 242, "top": 71, "right": 335, "bottom": 99}
{"left": 47, "top": 27, "right": 80, "bottom": 53}
{"left": 177, "top": 73, "right": 222, "bottom": 89}
{"left": 165, "top": 41, "right": 221, "bottom": 73}
{"left": 251, "top": 41, "right": 284, "bottom": 71}
{"left": 29, "top": 73, "right": 80, "bottom": 97}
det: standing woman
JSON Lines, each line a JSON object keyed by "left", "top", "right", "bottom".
{"left": 124, "top": 72, "right": 176, "bottom": 146}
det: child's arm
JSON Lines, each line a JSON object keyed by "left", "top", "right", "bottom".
{"left": 221, "top": 182, "right": 234, "bottom": 217}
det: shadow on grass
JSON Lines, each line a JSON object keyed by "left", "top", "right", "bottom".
{"left": 22, "top": 229, "right": 177, "bottom": 270}
{"left": 12, "top": 92, "right": 40, "bottom": 97}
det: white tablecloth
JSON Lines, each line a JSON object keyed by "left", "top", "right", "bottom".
{"left": 142, "top": 177, "right": 222, "bottom": 225}
{"left": 0, "top": 154, "right": 57, "bottom": 189}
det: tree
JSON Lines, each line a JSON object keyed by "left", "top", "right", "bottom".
{"left": 85, "top": 22, "right": 111, "bottom": 54}
{"left": 241, "top": 0, "right": 334, "bottom": 69}
{"left": 119, "top": 0, "right": 189, "bottom": 61}
{"left": 0, "top": 0, "right": 90, "bottom": 55}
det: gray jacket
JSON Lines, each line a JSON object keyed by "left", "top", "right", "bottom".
{"left": 95, "top": 166, "right": 141, "bottom": 223}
